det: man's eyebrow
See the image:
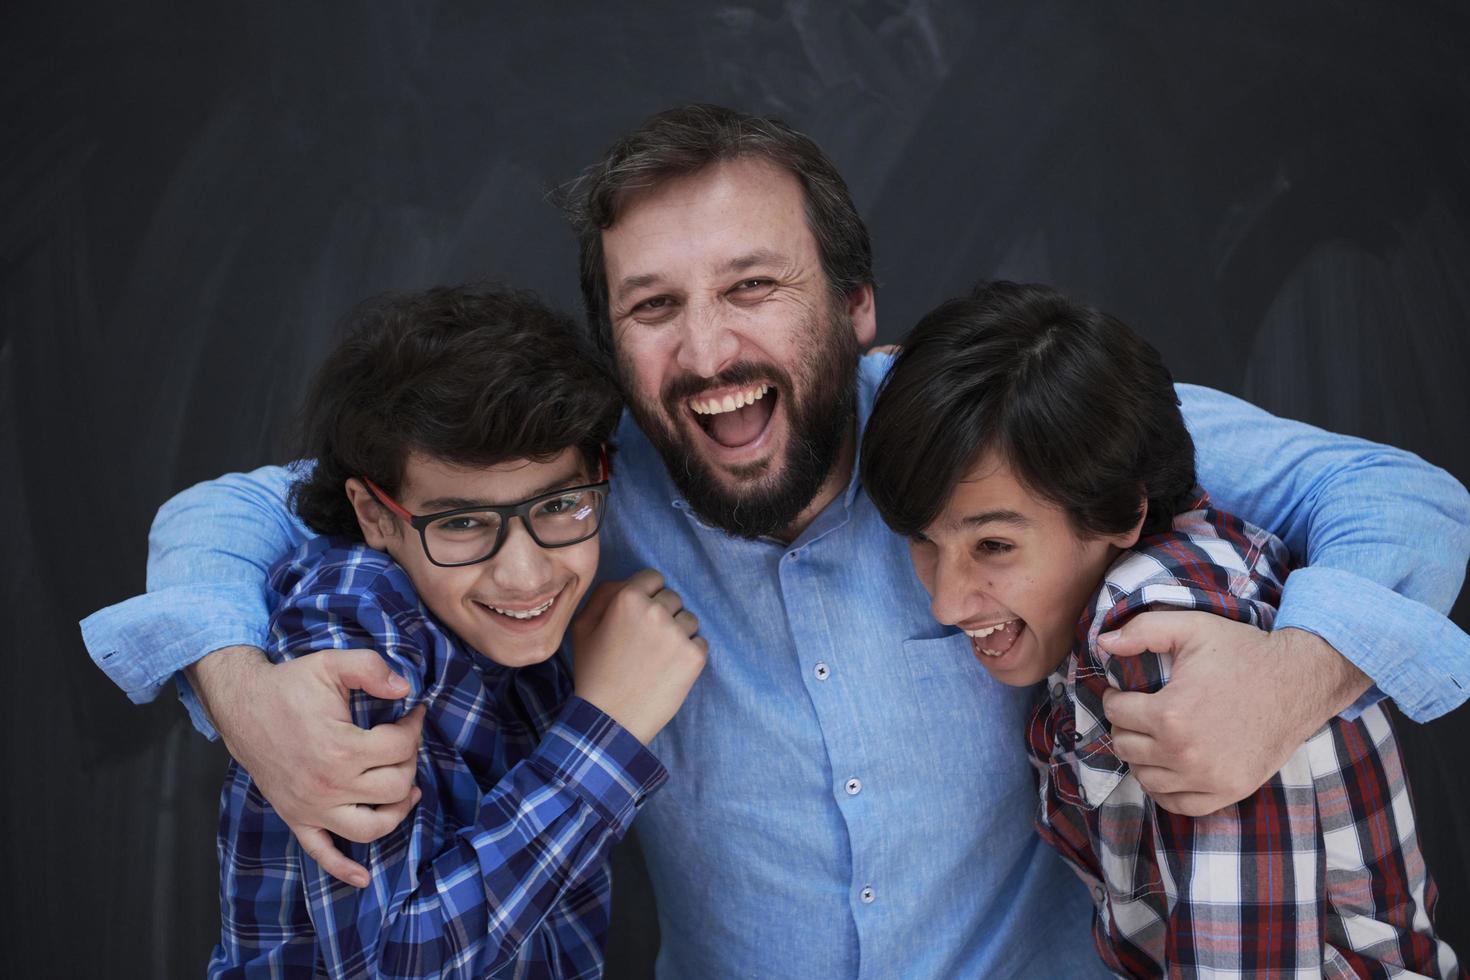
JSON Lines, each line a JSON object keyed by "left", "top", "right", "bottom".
{"left": 958, "top": 509, "right": 1034, "bottom": 529}
{"left": 718, "top": 249, "right": 789, "bottom": 275}
{"left": 613, "top": 272, "right": 663, "bottom": 301}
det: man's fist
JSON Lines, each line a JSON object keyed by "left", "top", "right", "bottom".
{"left": 188, "top": 645, "right": 425, "bottom": 887}
{"left": 1099, "top": 612, "right": 1370, "bottom": 816}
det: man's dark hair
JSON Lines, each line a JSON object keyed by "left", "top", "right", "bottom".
{"left": 290, "top": 284, "right": 622, "bottom": 539}
{"left": 861, "top": 280, "right": 1197, "bottom": 540}
{"left": 562, "top": 103, "right": 875, "bottom": 355}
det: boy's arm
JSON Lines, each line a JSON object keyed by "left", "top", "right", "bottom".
{"left": 1078, "top": 582, "right": 1328, "bottom": 974}
{"left": 292, "top": 585, "right": 665, "bottom": 979}
{"left": 79, "top": 464, "right": 423, "bottom": 885}
{"left": 1092, "top": 622, "right": 1447, "bottom": 974}
{"left": 305, "top": 697, "right": 664, "bottom": 980}
{"left": 1101, "top": 384, "right": 1470, "bottom": 816}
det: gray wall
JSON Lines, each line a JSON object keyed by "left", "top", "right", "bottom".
{"left": 4, "top": 2, "right": 1468, "bottom": 976}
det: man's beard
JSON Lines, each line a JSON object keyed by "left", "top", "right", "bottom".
{"left": 621, "top": 303, "right": 860, "bottom": 539}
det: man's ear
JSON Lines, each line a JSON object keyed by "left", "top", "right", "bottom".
{"left": 846, "top": 283, "right": 877, "bottom": 348}
{"left": 345, "top": 478, "right": 397, "bottom": 550}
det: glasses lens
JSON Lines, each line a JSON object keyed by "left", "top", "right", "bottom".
{"left": 423, "top": 510, "right": 503, "bottom": 565}
{"left": 528, "top": 487, "right": 606, "bottom": 545}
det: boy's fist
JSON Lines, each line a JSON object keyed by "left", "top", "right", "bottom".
{"left": 571, "top": 569, "right": 708, "bottom": 745}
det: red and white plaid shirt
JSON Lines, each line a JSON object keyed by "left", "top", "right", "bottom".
{"left": 1028, "top": 497, "right": 1461, "bottom": 978}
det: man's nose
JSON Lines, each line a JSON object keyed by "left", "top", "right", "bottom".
{"left": 674, "top": 303, "right": 740, "bottom": 378}
{"left": 488, "top": 517, "right": 553, "bottom": 591}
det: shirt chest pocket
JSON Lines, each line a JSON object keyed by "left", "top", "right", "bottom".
{"left": 900, "top": 633, "right": 1035, "bottom": 780}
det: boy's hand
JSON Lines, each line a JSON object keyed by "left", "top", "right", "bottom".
{"left": 1099, "top": 612, "right": 1370, "bottom": 816}
{"left": 188, "top": 645, "right": 425, "bottom": 887}
{"left": 571, "top": 569, "right": 709, "bottom": 745}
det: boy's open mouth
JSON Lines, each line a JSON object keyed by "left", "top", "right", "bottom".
{"left": 688, "top": 382, "right": 778, "bottom": 450}
{"left": 964, "top": 619, "right": 1024, "bottom": 658}
{"left": 473, "top": 587, "right": 562, "bottom": 629}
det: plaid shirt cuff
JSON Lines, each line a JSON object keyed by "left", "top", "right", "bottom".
{"left": 528, "top": 697, "right": 668, "bottom": 836}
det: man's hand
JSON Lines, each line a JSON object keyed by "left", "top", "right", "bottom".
{"left": 188, "top": 645, "right": 426, "bottom": 887}
{"left": 1098, "top": 612, "right": 1372, "bottom": 816}
{"left": 571, "top": 569, "right": 709, "bottom": 745}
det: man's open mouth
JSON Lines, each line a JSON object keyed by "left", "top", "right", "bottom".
{"left": 688, "top": 382, "right": 779, "bottom": 450}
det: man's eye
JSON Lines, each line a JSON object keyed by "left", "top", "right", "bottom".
{"left": 631, "top": 295, "right": 675, "bottom": 316}
{"left": 909, "top": 532, "right": 933, "bottom": 546}
{"left": 977, "top": 540, "right": 1013, "bottom": 555}
{"left": 730, "top": 278, "right": 774, "bottom": 295}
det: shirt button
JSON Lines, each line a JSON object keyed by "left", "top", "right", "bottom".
{"left": 1093, "top": 884, "right": 1106, "bottom": 905}
{"left": 1078, "top": 784, "right": 1089, "bottom": 805}
{"left": 1050, "top": 681, "right": 1066, "bottom": 700}
{"left": 860, "top": 885, "right": 876, "bottom": 904}
{"left": 787, "top": 551, "right": 799, "bottom": 561}
{"left": 845, "top": 777, "right": 862, "bottom": 796}
{"left": 814, "top": 662, "right": 830, "bottom": 681}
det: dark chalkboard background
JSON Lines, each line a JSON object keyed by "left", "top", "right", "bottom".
{"left": 5, "top": 2, "right": 1468, "bottom": 976}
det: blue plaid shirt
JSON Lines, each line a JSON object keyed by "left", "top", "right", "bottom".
{"left": 209, "top": 536, "right": 667, "bottom": 979}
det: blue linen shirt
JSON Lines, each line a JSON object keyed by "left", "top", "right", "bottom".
{"left": 213, "top": 536, "right": 666, "bottom": 979}
{"left": 83, "top": 356, "right": 1470, "bottom": 978}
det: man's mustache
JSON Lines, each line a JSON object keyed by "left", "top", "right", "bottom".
{"left": 660, "top": 362, "right": 792, "bottom": 412}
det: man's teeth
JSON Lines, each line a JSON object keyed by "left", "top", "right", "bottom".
{"left": 690, "top": 384, "right": 771, "bottom": 416}
{"left": 964, "top": 622, "right": 1011, "bottom": 639}
{"left": 488, "top": 598, "right": 554, "bottom": 620}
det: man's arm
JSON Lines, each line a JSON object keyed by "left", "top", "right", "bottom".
{"left": 1102, "top": 384, "right": 1470, "bottom": 815}
{"left": 79, "top": 464, "right": 424, "bottom": 884}
{"left": 81, "top": 464, "right": 308, "bottom": 730}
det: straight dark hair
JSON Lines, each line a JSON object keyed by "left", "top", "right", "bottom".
{"left": 291, "top": 283, "right": 623, "bottom": 539}
{"left": 560, "top": 103, "right": 875, "bottom": 355}
{"left": 861, "top": 280, "right": 1198, "bottom": 540}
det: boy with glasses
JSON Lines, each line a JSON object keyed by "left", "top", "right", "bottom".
{"left": 210, "top": 284, "right": 707, "bottom": 978}
{"left": 859, "top": 281, "right": 1460, "bottom": 977}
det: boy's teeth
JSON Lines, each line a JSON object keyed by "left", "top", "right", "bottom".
{"left": 691, "top": 384, "right": 770, "bottom": 416}
{"left": 489, "top": 598, "right": 553, "bottom": 620}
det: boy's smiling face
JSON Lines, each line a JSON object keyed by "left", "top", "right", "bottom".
{"left": 348, "top": 448, "right": 600, "bottom": 668}
{"left": 909, "top": 451, "right": 1141, "bottom": 686}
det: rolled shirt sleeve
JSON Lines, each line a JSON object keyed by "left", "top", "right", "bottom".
{"left": 1181, "top": 383, "right": 1470, "bottom": 720}
{"left": 79, "top": 463, "right": 307, "bottom": 736}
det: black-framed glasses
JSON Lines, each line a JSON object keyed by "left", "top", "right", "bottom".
{"left": 362, "top": 451, "right": 610, "bottom": 567}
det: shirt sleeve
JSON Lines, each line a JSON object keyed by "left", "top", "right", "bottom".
{"left": 304, "top": 696, "right": 664, "bottom": 980}
{"left": 77, "top": 463, "right": 308, "bottom": 737}
{"left": 1179, "top": 383, "right": 1470, "bottom": 721}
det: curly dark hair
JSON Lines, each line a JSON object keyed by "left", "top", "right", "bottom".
{"left": 290, "top": 283, "right": 623, "bottom": 538}
{"left": 861, "top": 280, "right": 1198, "bottom": 540}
